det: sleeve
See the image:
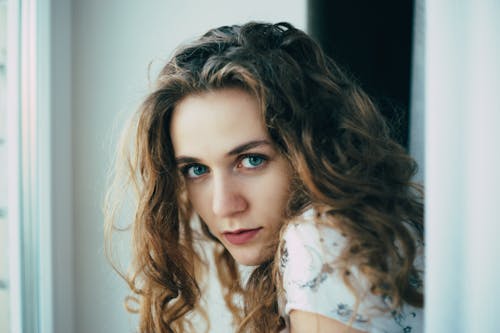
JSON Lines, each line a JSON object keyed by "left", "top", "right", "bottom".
{"left": 280, "top": 219, "right": 372, "bottom": 331}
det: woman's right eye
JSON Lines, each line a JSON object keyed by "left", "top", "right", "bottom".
{"left": 182, "top": 164, "right": 209, "bottom": 179}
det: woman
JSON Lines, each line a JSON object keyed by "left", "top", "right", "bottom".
{"left": 105, "top": 22, "right": 424, "bottom": 333}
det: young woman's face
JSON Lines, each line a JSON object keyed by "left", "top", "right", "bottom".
{"left": 170, "top": 88, "right": 292, "bottom": 266}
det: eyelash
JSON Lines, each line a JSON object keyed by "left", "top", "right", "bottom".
{"left": 180, "top": 164, "right": 208, "bottom": 179}
{"left": 180, "top": 153, "right": 269, "bottom": 180}
{"left": 237, "top": 154, "right": 268, "bottom": 169}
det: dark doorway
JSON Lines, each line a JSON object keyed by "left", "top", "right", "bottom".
{"left": 308, "top": 0, "right": 414, "bottom": 148}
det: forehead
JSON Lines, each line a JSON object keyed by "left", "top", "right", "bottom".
{"left": 170, "top": 88, "right": 269, "bottom": 158}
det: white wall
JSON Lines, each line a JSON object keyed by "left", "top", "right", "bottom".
{"left": 425, "top": 1, "right": 500, "bottom": 332}
{"left": 71, "top": 1, "right": 306, "bottom": 333}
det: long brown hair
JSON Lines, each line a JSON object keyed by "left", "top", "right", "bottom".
{"left": 105, "top": 22, "right": 423, "bottom": 333}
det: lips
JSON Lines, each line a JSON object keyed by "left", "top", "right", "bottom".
{"left": 223, "top": 227, "right": 262, "bottom": 245}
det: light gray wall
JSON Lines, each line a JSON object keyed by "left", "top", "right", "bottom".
{"left": 51, "top": 0, "right": 74, "bottom": 332}
{"left": 425, "top": 1, "right": 500, "bottom": 332}
{"left": 71, "top": 1, "right": 306, "bottom": 333}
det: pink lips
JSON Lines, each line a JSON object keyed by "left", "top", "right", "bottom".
{"left": 223, "top": 227, "right": 262, "bottom": 245}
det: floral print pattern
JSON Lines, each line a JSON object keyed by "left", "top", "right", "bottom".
{"left": 279, "top": 212, "right": 424, "bottom": 333}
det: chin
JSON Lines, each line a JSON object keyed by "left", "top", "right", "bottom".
{"left": 229, "top": 249, "right": 271, "bottom": 267}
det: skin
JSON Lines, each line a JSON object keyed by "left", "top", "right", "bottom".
{"left": 170, "top": 88, "right": 292, "bottom": 266}
{"left": 290, "top": 310, "right": 366, "bottom": 333}
{"left": 170, "top": 87, "right": 366, "bottom": 332}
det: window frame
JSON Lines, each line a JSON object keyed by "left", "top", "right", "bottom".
{"left": 5, "top": 0, "right": 73, "bottom": 332}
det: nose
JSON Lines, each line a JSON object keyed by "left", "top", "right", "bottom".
{"left": 212, "top": 174, "right": 248, "bottom": 218}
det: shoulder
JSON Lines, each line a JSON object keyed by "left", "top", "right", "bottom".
{"left": 280, "top": 208, "right": 346, "bottom": 268}
{"left": 280, "top": 209, "right": 347, "bottom": 281}
{"left": 282, "top": 209, "right": 347, "bottom": 252}
{"left": 278, "top": 209, "right": 370, "bottom": 329}
{"left": 278, "top": 209, "right": 425, "bottom": 333}
{"left": 280, "top": 210, "right": 347, "bottom": 281}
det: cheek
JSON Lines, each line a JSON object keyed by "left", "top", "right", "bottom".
{"left": 185, "top": 184, "right": 210, "bottom": 217}
{"left": 255, "top": 167, "right": 292, "bottom": 213}
{"left": 186, "top": 185, "right": 221, "bottom": 236}
{"left": 273, "top": 178, "right": 292, "bottom": 211}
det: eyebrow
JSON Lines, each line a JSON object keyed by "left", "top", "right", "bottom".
{"left": 227, "top": 139, "right": 271, "bottom": 156}
{"left": 175, "top": 139, "right": 271, "bottom": 165}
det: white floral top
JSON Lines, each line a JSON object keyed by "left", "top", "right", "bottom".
{"left": 279, "top": 209, "right": 424, "bottom": 333}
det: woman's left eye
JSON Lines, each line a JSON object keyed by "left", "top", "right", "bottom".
{"left": 240, "top": 155, "right": 267, "bottom": 169}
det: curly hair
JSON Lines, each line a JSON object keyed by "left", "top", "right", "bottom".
{"left": 105, "top": 22, "right": 424, "bottom": 333}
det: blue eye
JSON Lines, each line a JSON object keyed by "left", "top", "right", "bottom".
{"left": 240, "top": 155, "right": 266, "bottom": 168}
{"left": 183, "top": 164, "right": 208, "bottom": 178}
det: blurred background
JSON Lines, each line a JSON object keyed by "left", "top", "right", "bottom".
{"left": 0, "top": 0, "right": 499, "bottom": 332}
